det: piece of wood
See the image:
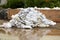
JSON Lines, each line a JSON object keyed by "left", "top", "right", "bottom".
{"left": 7, "top": 9, "right": 60, "bottom": 22}
{"left": 40, "top": 10, "right": 60, "bottom": 22}
{"left": 7, "top": 9, "right": 20, "bottom": 19}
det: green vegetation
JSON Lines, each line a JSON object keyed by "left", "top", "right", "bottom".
{"left": 1, "top": 0, "right": 60, "bottom": 8}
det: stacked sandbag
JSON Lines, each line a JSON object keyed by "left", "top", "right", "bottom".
{"left": 0, "top": 7, "right": 56, "bottom": 28}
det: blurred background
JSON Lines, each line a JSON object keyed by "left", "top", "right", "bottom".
{"left": 0, "top": 0, "right": 60, "bottom": 8}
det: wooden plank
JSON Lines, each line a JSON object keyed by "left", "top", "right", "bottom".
{"left": 7, "top": 9, "right": 60, "bottom": 22}
{"left": 40, "top": 10, "right": 60, "bottom": 22}
{"left": 7, "top": 9, "right": 20, "bottom": 19}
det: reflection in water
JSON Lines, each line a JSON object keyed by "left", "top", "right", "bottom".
{"left": 0, "top": 28, "right": 51, "bottom": 40}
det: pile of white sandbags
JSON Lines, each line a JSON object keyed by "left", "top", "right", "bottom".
{"left": 0, "top": 7, "right": 56, "bottom": 28}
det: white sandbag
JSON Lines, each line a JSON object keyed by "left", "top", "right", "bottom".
{"left": 0, "top": 7, "right": 56, "bottom": 28}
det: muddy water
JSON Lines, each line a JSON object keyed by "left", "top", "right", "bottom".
{"left": 0, "top": 20, "right": 56, "bottom": 40}
{"left": 0, "top": 28, "right": 51, "bottom": 40}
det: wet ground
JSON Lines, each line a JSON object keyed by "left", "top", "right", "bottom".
{"left": 0, "top": 20, "right": 60, "bottom": 40}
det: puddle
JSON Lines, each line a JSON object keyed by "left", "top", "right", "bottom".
{"left": 0, "top": 28, "right": 19, "bottom": 40}
{"left": 0, "top": 28, "right": 50, "bottom": 40}
{"left": 0, "top": 34, "right": 19, "bottom": 40}
{"left": 41, "top": 35, "right": 60, "bottom": 40}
